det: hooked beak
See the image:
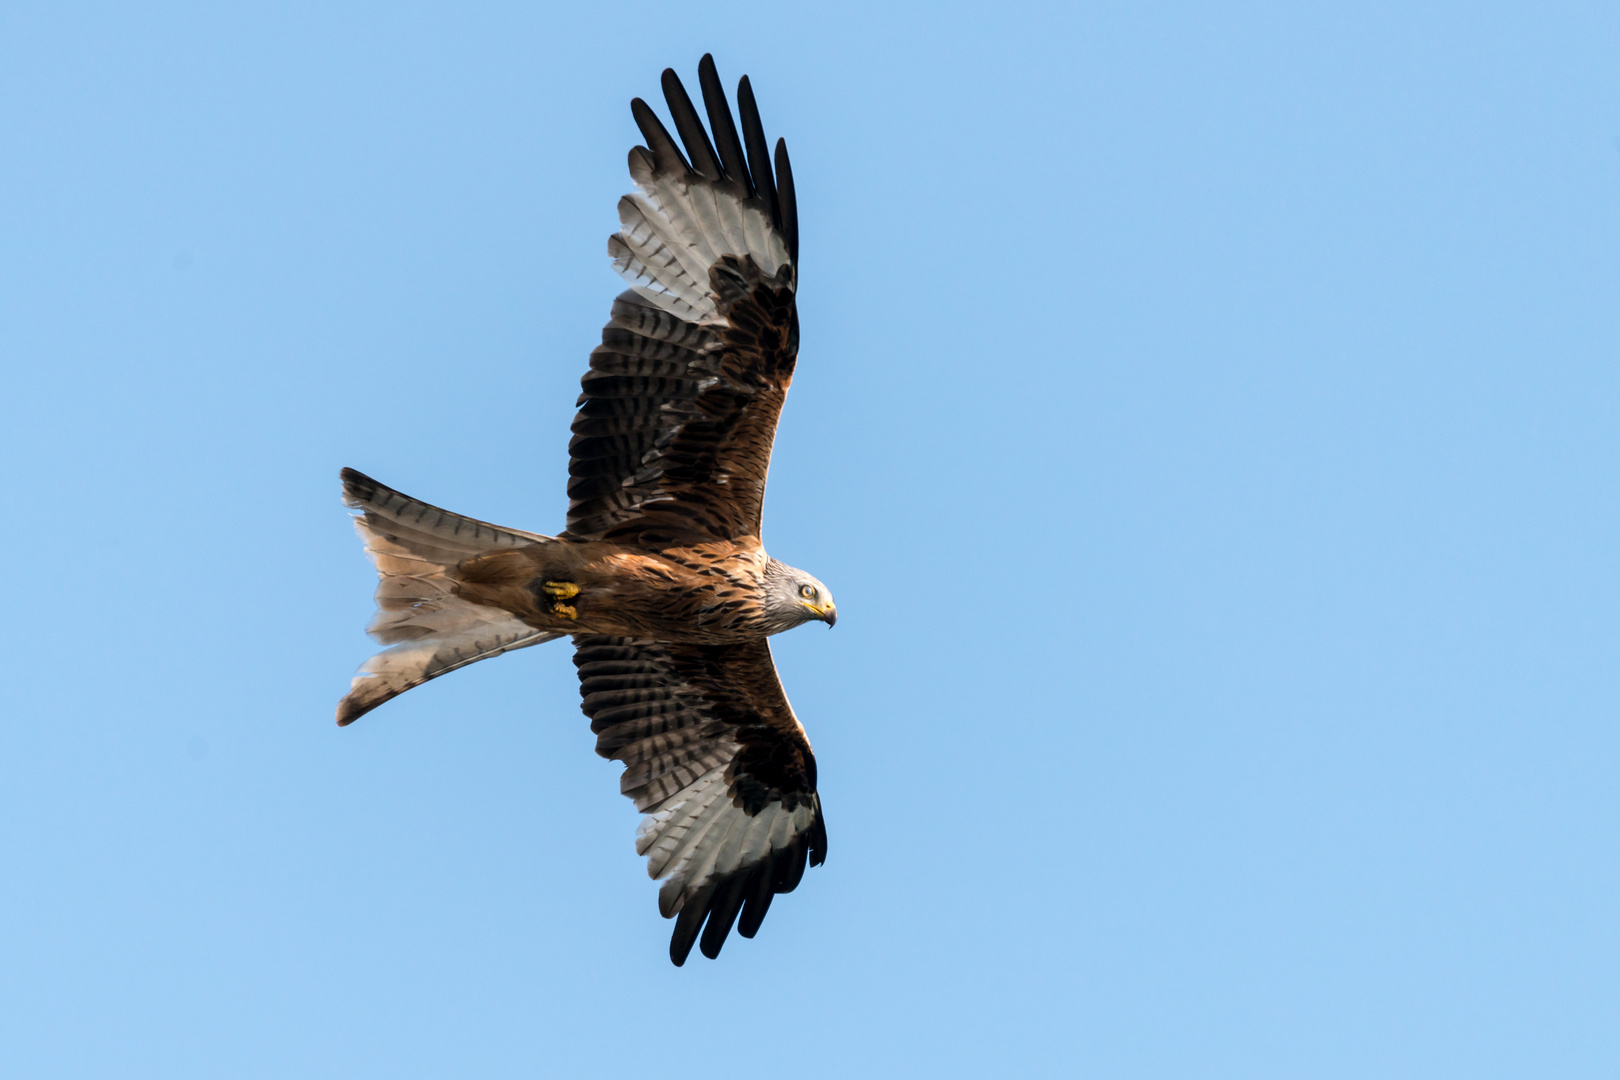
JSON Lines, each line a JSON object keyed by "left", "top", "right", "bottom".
{"left": 802, "top": 601, "right": 837, "bottom": 627}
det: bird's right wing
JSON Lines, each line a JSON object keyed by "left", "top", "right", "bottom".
{"left": 572, "top": 635, "right": 826, "bottom": 965}
{"left": 564, "top": 55, "right": 800, "bottom": 548}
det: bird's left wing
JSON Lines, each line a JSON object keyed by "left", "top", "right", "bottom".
{"left": 573, "top": 635, "right": 826, "bottom": 964}
{"left": 564, "top": 55, "right": 799, "bottom": 547}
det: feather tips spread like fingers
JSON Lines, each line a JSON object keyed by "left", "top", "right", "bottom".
{"left": 773, "top": 138, "right": 798, "bottom": 265}
{"left": 735, "top": 76, "right": 779, "bottom": 235}
{"left": 698, "top": 55, "right": 751, "bottom": 198}
{"left": 661, "top": 68, "right": 723, "bottom": 182}
{"left": 573, "top": 635, "right": 825, "bottom": 963}
{"left": 630, "top": 97, "right": 688, "bottom": 177}
{"left": 567, "top": 58, "right": 798, "bottom": 544}
{"left": 663, "top": 815, "right": 824, "bottom": 964}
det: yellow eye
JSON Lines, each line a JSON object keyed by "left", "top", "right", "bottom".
{"left": 799, "top": 584, "right": 817, "bottom": 600}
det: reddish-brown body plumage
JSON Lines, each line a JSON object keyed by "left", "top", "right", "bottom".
{"left": 454, "top": 538, "right": 773, "bottom": 642}
{"left": 336, "top": 55, "right": 831, "bottom": 967}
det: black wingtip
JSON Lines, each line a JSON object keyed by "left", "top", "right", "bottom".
{"left": 697, "top": 54, "right": 750, "bottom": 193}
{"left": 668, "top": 887, "right": 710, "bottom": 966}
{"left": 774, "top": 138, "right": 798, "bottom": 265}
{"left": 630, "top": 97, "right": 689, "bottom": 175}
{"left": 661, "top": 67, "right": 722, "bottom": 182}
{"left": 737, "top": 859, "right": 777, "bottom": 939}
{"left": 735, "top": 74, "right": 780, "bottom": 233}
{"left": 699, "top": 877, "right": 750, "bottom": 960}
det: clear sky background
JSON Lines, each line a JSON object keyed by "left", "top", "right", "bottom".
{"left": 3, "top": 2, "right": 1618, "bottom": 1077}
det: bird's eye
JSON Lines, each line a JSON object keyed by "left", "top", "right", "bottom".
{"left": 799, "top": 584, "right": 817, "bottom": 600}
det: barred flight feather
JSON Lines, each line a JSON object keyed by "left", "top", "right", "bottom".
{"left": 574, "top": 633, "right": 825, "bottom": 963}
{"left": 566, "top": 54, "right": 798, "bottom": 544}
{"left": 335, "top": 56, "right": 829, "bottom": 968}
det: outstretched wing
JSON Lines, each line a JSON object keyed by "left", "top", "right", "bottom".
{"left": 565, "top": 54, "right": 800, "bottom": 546}
{"left": 573, "top": 635, "right": 827, "bottom": 965}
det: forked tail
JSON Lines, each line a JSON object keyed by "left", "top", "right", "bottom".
{"left": 336, "top": 468, "right": 561, "bottom": 725}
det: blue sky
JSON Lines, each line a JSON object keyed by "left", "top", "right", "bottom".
{"left": 3, "top": 2, "right": 1618, "bottom": 1076}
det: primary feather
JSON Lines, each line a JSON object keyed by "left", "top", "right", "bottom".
{"left": 336, "top": 55, "right": 829, "bottom": 966}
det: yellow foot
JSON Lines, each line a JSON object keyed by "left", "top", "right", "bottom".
{"left": 551, "top": 604, "right": 578, "bottom": 620}
{"left": 541, "top": 580, "right": 580, "bottom": 600}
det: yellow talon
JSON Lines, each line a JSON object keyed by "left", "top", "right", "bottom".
{"left": 552, "top": 604, "right": 578, "bottom": 620}
{"left": 542, "top": 580, "right": 580, "bottom": 600}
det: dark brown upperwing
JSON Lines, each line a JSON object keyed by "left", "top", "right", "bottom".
{"left": 573, "top": 634, "right": 826, "bottom": 965}
{"left": 564, "top": 55, "right": 799, "bottom": 547}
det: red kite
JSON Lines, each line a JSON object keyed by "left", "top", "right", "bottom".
{"left": 338, "top": 55, "right": 831, "bottom": 966}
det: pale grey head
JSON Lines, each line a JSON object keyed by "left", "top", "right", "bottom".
{"left": 761, "top": 558, "right": 837, "bottom": 635}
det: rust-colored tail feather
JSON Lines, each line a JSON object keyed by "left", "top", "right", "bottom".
{"left": 336, "top": 469, "right": 561, "bottom": 725}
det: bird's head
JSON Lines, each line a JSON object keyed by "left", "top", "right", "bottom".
{"left": 763, "top": 559, "right": 837, "bottom": 633}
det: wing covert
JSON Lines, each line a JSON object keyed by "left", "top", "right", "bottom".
{"left": 565, "top": 55, "right": 800, "bottom": 546}
{"left": 573, "top": 635, "right": 826, "bottom": 965}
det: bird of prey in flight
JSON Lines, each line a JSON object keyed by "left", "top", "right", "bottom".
{"left": 336, "top": 55, "right": 831, "bottom": 966}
